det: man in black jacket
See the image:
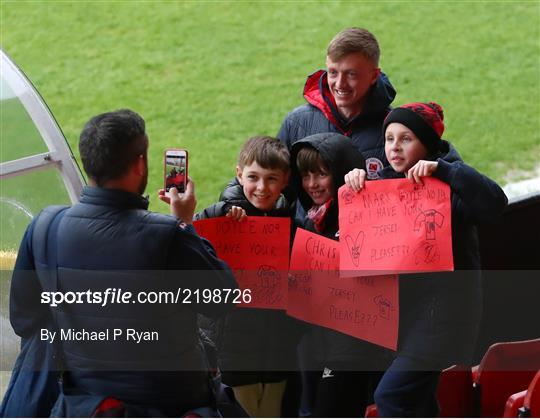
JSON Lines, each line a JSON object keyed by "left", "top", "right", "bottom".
{"left": 9, "top": 109, "right": 237, "bottom": 416}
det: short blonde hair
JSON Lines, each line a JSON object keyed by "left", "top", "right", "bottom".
{"left": 327, "top": 27, "right": 380, "bottom": 65}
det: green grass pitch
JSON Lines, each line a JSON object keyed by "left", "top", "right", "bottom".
{"left": 2, "top": 1, "right": 539, "bottom": 212}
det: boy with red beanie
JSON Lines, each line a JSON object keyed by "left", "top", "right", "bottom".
{"left": 345, "top": 102, "right": 508, "bottom": 416}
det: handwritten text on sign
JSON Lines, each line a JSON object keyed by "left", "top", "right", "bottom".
{"left": 289, "top": 228, "right": 398, "bottom": 350}
{"left": 338, "top": 178, "right": 453, "bottom": 277}
{"left": 194, "top": 217, "right": 290, "bottom": 309}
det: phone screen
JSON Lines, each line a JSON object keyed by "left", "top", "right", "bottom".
{"left": 165, "top": 150, "right": 188, "bottom": 193}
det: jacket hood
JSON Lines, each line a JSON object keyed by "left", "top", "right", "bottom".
{"left": 303, "top": 70, "right": 396, "bottom": 135}
{"left": 436, "top": 140, "right": 462, "bottom": 164}
{"left": 291, "top": 132, "right": 366, "bottom": 212}
{"left": 379, "top": 139, "right": 463, "bottom": 179}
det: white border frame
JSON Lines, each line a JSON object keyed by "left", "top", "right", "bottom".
{"left": 0, "top": 49, "right": 84, "bottom": 203}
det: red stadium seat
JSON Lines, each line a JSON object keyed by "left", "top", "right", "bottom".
{"left": 364, "top": 404, "right": 378, "bottom": 417}
{"left": 363, "top": 365, "right": 474, "bottom": 417}
{"left": 522, "top": 369, "right": 540, "bottom": 417}
{"left": 473, "top": 338, "right": 540, "bottom": 417}
{"left": 503, "top": 390, "right": 526, "bottom": 417}
{"left": 436, "top": 365, "right": 474, "bottom": 417}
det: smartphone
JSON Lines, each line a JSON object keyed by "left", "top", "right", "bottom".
{"left": 164, "top": 149, "right": 188, "bottom": 193}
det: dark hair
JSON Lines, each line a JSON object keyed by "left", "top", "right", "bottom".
{"left": 327, "top": 27, "right": 380, "bottom": 65}
{"left": 79, "top": 109, "right": 147, "bottom": 185}
{"left": 238, "top": 136, "right": 290, "bottom": 173}
{"left": 296, "top": 146, "right": 330, "bottom": 174}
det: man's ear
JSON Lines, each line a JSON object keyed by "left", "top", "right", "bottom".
{"left": 134, "top": 155, "right": 146, "bottom": 176}
{"left": 235, "top": 165, "right": 244, "bottom": 185}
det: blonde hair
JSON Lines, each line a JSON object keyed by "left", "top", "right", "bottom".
{"left": 327, "top": 27, "right": 380, "bottom": 65}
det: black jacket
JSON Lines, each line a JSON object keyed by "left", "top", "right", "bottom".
{"left": 278, "top": 70, "right": 396, "bottom": 179}
{"left": 196, "top": 185, "right": 299, "bottom": 386}
{"left": 290, "top": 133, "right": 394, "bottom": 370}
{"left": 10, "top": 187, "right": 237, "bottom": 414}
{"left": 378, "top": 141, "right": 508, "bottom": 368}
{"left": 199, "top": 182, "right": 291, "bottom": 220}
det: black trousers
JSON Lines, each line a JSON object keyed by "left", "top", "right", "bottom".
{"left": 312, "top": 369, "right": 382, "bottom": 418}
{"left": 374, "top": 356, "right": 441, "bottom": 417}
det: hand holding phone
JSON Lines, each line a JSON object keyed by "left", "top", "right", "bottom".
{"left": 158, "top": 178, "right": 196, "bottom": 224}
{"left": 164, "top": 149, "right": 188, "bottom": 194}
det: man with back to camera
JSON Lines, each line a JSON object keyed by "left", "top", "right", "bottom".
{"left": 277, "top": 28, "right": 396, "bottom": 417}
{"left": 8, "top": 109, "right": 237, "bottom": 416}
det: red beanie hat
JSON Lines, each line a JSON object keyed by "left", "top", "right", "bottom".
{"left": 383, "top": 102, "right": 445, "bottom": 153}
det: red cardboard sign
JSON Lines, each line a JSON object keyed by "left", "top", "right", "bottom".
{"left": 289, "top": 228, "right": 398, "bottom": 350}
{"left": 338, "top": 178, "right": 453, "bottom": 277}
{"left": 194, "top": 216, "right": 290, "bottom": 309}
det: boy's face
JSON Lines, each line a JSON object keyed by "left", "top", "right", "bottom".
{"left": 385, "top": 122, "right": 428, "bottom": 173}
{"left": 301, "top": 169, "right": 334, "bottom": 206}
{"left": 236, "top": 162, "right": 289, "bottom": 211}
